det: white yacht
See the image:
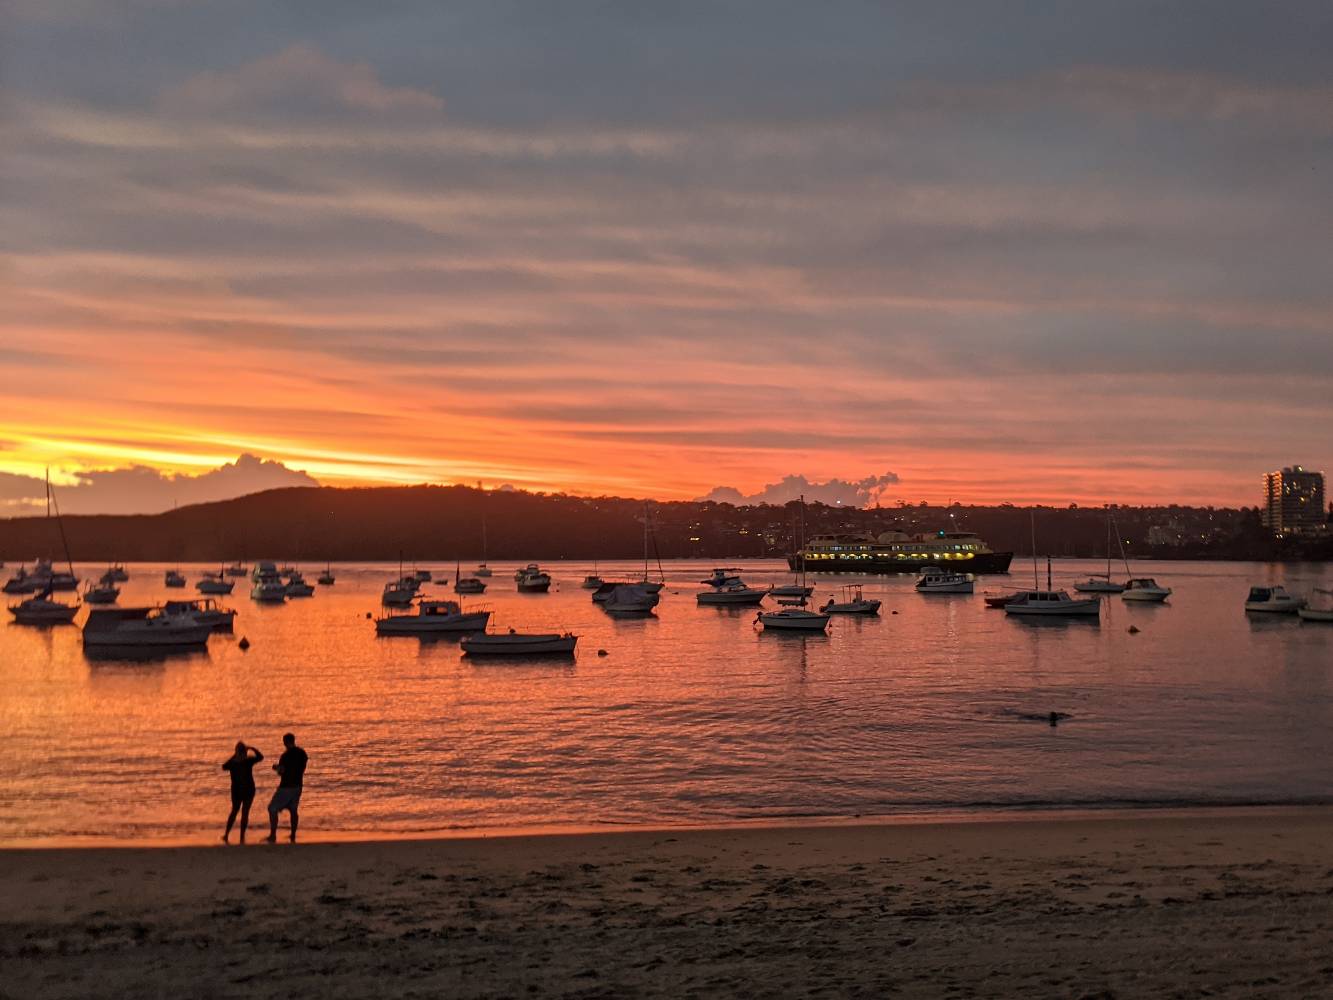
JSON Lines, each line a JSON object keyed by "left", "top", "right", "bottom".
{"left": 317, "top": 564, "right": 336, "bottom": 586}
{"left": 84, "top": 580, "right": 120, "bottom": 605}
{"left": 769, "top": 583, "right": 815, "bottom": 599}
{"left": 1244, "top": 586, "right": 1305, "bottom": 614}
{"left": 376, "top": 598, "right": 490, "bottom": 635}
{"left": 284, "top": 571, "right": 315, "bottom": 597}
{"left": 251, "top": 571, "right": 288, "bottom": 603}
{"left": 196, "top": 571, "right": 235, "bottom": 595}
{"left": 1003, "top": 590, "right": 1101, "bottom": 618}
{"left": 163, "top": 598, "right": 236, "bottom": 629}
{"left": 455, "top": 576, "right": 487, "bottom": 594}
{"left": 516, "top": 566, "right": 552, "bottom": 593}
{"left": 915, "top": 567, "right": 974, "bottom": 594}
{"left": 474, "top": 564, "right": 493, "bottom": 578}
{"left": 1298, "top": 590, "right": 1333, "bottom": 622}
{"left": 1121, "top": 578, "right": 1171, "bottom": 603}
{"left": 461, "top": 630, "right": 578, "bottom": 656}
{"left": 83, "top": 606, "right": 212, "bottom": 648}
{"left": 381, "top": 578, "right": 418, "bottom": 606}
{"left": 820, "top": 585, "right": 881, "bottom": 616}
{"left": 9, "top": 590, "right": 80, "bottom": 625}
{"left": 1073, "top": 575, "right": 1125, "bottom": 594}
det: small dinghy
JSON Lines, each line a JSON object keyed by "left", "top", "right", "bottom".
{"left": 461, "top": 630, "right": 578, "bottom": 656}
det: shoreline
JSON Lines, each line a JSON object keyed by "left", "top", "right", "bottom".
{"left": 5, "top": 800, "right": 1333, "bottom": 852}
{"left": 7, "top": 805, "right": 1333, "bottom": 997}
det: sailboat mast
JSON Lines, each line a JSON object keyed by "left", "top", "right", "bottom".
{"left": 1030, "top": 510, "right": 1039, "bottom": 589}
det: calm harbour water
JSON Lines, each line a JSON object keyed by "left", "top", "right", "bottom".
{"left": 2, "top": 559, "right": 1331, "bottom": 845}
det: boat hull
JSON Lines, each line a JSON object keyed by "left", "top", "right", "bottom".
{"left": 1122, "top": 590, "right": 1170, "bottom": 602}
{"left": 1298, "top": 608, "right": 1333, "bottom": 622}
{"left": 1005, "top": 604, "right": 1100, "bottom": 617}
{"left": 759, "top": 611, "right": 830, "bottom": 631}
{"left": 377, "top": 612, "right": 491, "bottom": 635}
{"left": 789, "top": 551, "right": 1013, "bottom": 575}
{"left": 1244, "top": 602, "right": 1302, "bottom": 614}
{"left": 461, "top": 634, "right": 577, "bottom": 656}
{"left": 516, "top": 581, "right": 551, "bottom": 593}
{"left": 697, "top": 591, "right": 766, "bottom": 606}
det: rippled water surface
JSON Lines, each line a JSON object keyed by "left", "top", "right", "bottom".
{"left": 3, "top": 559, "right": 1332, "bottom": 843}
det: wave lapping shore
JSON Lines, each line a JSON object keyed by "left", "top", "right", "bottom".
{"left": 5, "top": 809, "right": 1333, "bottom": 998}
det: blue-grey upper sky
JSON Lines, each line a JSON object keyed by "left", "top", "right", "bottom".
{"left": 3, "top": 0, "right": 1330, "bottom": 510}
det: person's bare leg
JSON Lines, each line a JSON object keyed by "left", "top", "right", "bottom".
{"left": 265, "top": 807, "right": 278, "bottom": 843}
{"left": 239, "top": 799, "right": 252, "bottom": 844}
{"left": 288, "top": 805, "right": 299, "bottom": 842}
{"left": 223, "top": 802, "right": 239, "bottom": 843}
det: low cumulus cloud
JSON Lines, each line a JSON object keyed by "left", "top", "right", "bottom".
{"left": 699, "top": 473, "right": 900, "bottom": 508}
{"left": 0, "top": 454, "right": 318, "bottom": 515}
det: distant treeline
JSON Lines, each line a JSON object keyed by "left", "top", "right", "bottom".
{"left": 0, "top": 485, "right": 1329, "bottom": 563}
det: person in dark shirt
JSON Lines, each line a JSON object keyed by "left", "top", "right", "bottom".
{"left": 265, "top": 732, "right": 309, "bottom": 843}
{"left": 221, "top": 741, "right": 263, "bottom": 844}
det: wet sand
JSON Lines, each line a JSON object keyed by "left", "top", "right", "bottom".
{"left": 4, "top": 809, "right": 1332, "bottom": 998}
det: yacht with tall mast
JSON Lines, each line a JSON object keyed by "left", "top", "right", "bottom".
{"left": 1003, "top": 515, "right": 1099, "bottom": 618}
{"left": 759, "top": 496, "right": 830, "bottom": 631}
{"left": 1075, "top": 510, "right": 1129, "bottom": 593}
{"left": 8, "top": 473, "right": 81, "bottom": 624}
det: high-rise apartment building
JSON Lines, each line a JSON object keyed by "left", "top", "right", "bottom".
{"left": 1261, "top": 465, "right": 1326, "bottom": 535}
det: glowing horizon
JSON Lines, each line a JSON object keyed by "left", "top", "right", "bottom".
{"left": 3, "top": 4, "right": 1330, "bottom": 514}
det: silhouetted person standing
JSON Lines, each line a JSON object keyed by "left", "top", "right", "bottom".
{"left": 222, "top": 741, "right": 263, "bottom": 844}
{"left": 265, "top": 732, "right": 308, "bottom": 843}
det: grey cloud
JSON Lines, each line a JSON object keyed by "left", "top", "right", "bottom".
{"left": 699, "top": 473, "right": 901, "bottom": 509}
{"left": 0, "top": 454, "right": 318, "bottom": 515}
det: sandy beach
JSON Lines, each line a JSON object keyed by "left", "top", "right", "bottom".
{"left": 4, "top": 809, "right": 1332, "bottom": 998}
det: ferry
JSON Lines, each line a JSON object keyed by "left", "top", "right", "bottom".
{"left": 790, "top": 529, "right": 1013, "bottom": 575}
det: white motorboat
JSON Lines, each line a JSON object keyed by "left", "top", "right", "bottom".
{"left": 83, "top": 606, "right": 212, "bottom": 648}
{"left": 284, "top": 571, "right": 315, "bottom": 597}
{"left": 164, "top": 569, "right": 186, "bottom": 588}
{"left": 251, "top": 571, "right": 288, "bottom": 603}
{"left": 1244, "top": 585, "right": 1305, "bottom": 614}
{"left": 382, "top": 579, "right": 417, "bottom": 606}
{"left": 1003, "top": 590, "right": 1101, "bottom": 617}
{"left": 455, "top": 577, "right": 486, "bottom": 594}
{"left": 915, "top": 567, "right": 974, "bottom": 594}
{"left": 376, "top": 598, "right": 490, "bottom": 635}
{"left": 697, "top": 580, "right": 768, "bottom": 606}
{"left": 196, "top": 571, "right": 235, "bottom": 595}
{"left": 251, "top": 561, "right": 278, "bottom": 582}
{"left": 1121, "top": 577, "right": 1171, "bottom": 603}
{"left": 1298, "top": 589, "right": 1333, "bottom": 622}
{"left": 84, "top": 581, "right": 120, "bottom": 605}
{"left": 460, "top": 630, "right": 578, "bottom": 656}
{"left": 601, "top": 583, "right": 660, "bottom": 614}
{"left": 9, "top": 590, "right": 80, "bottom": 625}
{"left": 820, "top": 585, "right": 881, "bottom": 615}
{"left": 164, "top": 598, "right": 237, "bottom": 630}
{"left": 516, "top": 566, "right": 552, "bottom": 593}
{"left": 4, "top": 558, "right": 78, "bottom": 594}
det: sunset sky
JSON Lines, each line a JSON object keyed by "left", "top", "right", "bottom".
{"left": 3, "top": 1, "right": 1330, "bottom": 514}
